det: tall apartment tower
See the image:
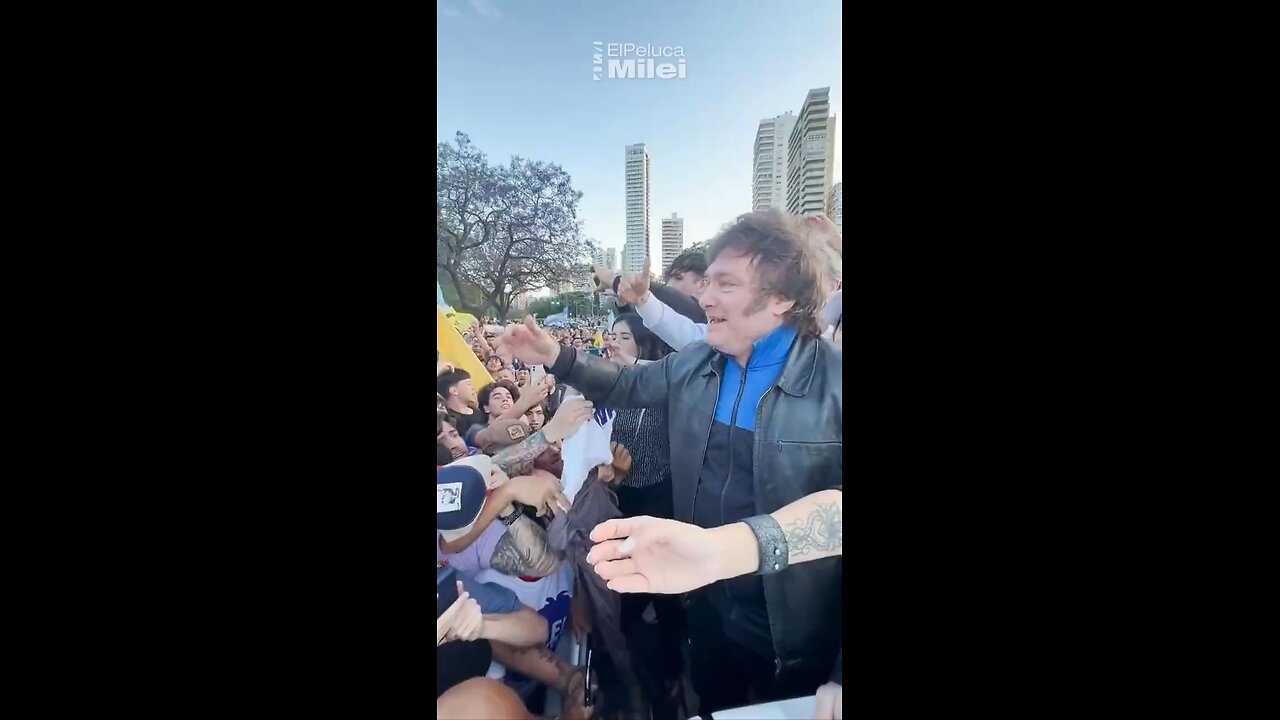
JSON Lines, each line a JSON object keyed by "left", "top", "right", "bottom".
{"left": 660, "top": 213, "right": 685, "bottom": 272}
{"left": 828, "top": 183, "right": 843, "bottom": 235}
{"left": 786, "top": 88, "right": 837, "bottom": 217}
{"left": 753, "top": 111, "right": 797, "bottom": 211}
{"left": 623, "top": 144, "right": 651, "bottom": 273}
{"left": 605, "top": 247, "right": 617, "bottom": 270}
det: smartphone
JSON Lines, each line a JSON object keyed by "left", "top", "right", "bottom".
{"left": 436, "top": 565, "right": 459, "bottom": 618}
{"left": 529, "top": 364, "right": 547, "bottom": 387}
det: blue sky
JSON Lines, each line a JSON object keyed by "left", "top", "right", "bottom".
{"left": 438, "top": 0, "right": 841, "bottom": 278}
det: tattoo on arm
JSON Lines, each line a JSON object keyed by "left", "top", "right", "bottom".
{"left": 784, "top": 502, "right": 842, "bottom": 559}
{"left": 489, "top": 430, "right": 552, "bottom": 476}
{"left": 489, "top": 516, "right": 559, "bottom": 576}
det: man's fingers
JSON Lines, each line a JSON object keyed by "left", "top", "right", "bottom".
{"left": 550, "top": 491, "right": 571, "bottom": 513}
{"left": 524, "top": 315, "right": 539, "bottom": 332}
{"left": 642, "top": 254, "right": 651, "bottom": 277}
{"left": 593, "top": 557, "right": 638, "bottom": 582}
{"left": 589, "top": 516, "right": 654, "bottom": 543}
{"left": 605, "top": 575, "right": 651, "bottom": 594}
{"left": 586, "top": 538, "right": 630, "bottom": 565}
{"left": 439, "top": 591, "right": 470, "bottom": 625}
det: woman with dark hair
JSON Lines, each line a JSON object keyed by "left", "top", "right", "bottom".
{"left": 601, "top": 313, "right": 685, "bottom": 720}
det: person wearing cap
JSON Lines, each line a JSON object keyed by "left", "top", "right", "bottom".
{"left": 437, "top": 454, "right": 562, "bottom": 579}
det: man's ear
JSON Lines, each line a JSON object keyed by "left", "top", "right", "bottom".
{"left": 771, "top": 296, "right": 796, "bottom": 317}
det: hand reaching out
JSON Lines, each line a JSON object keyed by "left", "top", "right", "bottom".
{"left": 543, "top": 398, "right": 594, "bottom": 444}
{"left": 496, "top": 316, "right": 560, "bottom": 367}
{"left": 616, "top": 255, "right": 652, "bottom": 307}
{"left": 504, "top": 473, "right": 571, "bottom": 516}
{"left": 587, "top": 515, "right": 731, "bottom": 594}
{"left": 592, "top": 264, "right": 618, "bottom": 295}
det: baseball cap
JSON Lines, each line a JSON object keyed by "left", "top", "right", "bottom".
{"left": 437, "top": 460, "right": 488, "bottom": 541}
{"left": 474, "top": 418, "right": 531, "bottom": 453}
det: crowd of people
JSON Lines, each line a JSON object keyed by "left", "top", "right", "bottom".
{"left": 437, "top": 210, "right": 844, "bottom": 720}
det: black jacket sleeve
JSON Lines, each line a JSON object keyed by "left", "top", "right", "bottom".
{"left": 548, "top": 346, "right": 671, "bottom": 409}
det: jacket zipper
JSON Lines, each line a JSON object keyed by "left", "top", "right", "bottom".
{"left": 689, "top": 364, "right": 721, "bottom": 523}
{"left": 718, "top": 368, "right": 752, "bottom": 610}
{"left": 753, "top": 383, "right": 783, "bottom": 679}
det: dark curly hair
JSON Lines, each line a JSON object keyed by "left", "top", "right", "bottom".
{"left": 477, "top": 380, "right": 521, "bottom": 416}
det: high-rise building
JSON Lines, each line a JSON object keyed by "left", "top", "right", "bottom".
{"left": 661, "top": 213, "right": 685, "bottom": 272}
{"left": 828, "top": 183, "right": 842, "bottom": 235}
{"left": 623, "top": 144, "right": 651, "bottom": 273}
{"left": 786, "top": 88, "right": 837, "bottom": 217}
{"left": 753, "top": 111, "right": 796, "bottom": 211}
{"left": 592, "top": 247, "right": 620, "bottom": 270}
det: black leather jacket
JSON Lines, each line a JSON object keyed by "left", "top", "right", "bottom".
{"left": 549, "top": 332, "right": 842, "bottom": 682}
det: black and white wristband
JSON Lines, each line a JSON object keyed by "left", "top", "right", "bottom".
{"left": 741, "top": 514, "right": 789, "bottom": 575}
{"left": 499, "top": 507, "right": 522, "bottom": 527}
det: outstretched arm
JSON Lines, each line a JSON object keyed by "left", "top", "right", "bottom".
{"left": 632, "top": 291, "right": 707, "bottom": 351}
{"left": 587, "top": 489, "right": 842, "bottom": 594}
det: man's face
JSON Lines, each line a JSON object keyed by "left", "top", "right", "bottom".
{"left": 485, "top": 356, "right": 504, "bottom": 372}
{"left": 496, "top": 368, "right": 515, "bottom": 383}
{"left": 485, "top": 386, "right": 513, "bottom": 418}
{"left": 436, "top": 420, "right": 467, "bottom": 460}
{"left": 451, "top": 378, "right": 475, "bottom": 405}
{"left": 572, "top": 338, "right": 585, "bottom": 350}
{"left": 669, "top": 270, "right": 706, "bottom": 298}
{"left": 525, "top": 405, "right": 544, "bottom": 431}
{"left": 517, "top": 368, "right": 530, "bottom": 386}
{"left": 471, "top": 343, "right": 484, "bottom": 360}
{"left": 700, "top": 249, "right": 793, "bottom": 358}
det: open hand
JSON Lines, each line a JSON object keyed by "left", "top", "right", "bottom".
{"left": 504, "top": 473, "right": 570, "bottom": 516}
{"left": 587, "top": 515, "right": 730, "bottom": 594}
{"left": 543, "top": 398, "right": 594, "bottom": 444}
{"left": 496, "top": 316, "right": 560, "bottom": 367}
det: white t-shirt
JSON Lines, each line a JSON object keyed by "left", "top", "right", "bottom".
{"left": 559, "top": 402, "right": 616, "bottom": 500}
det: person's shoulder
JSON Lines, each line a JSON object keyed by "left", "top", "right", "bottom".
{"left": 659, "top": 342, "right": 714, "bottom": 372}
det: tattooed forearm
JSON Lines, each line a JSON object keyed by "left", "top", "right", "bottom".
{"left": 756, "top": 489, "right": 843, "bottom": 568}
{"left": 489, "top": 430, "right": 552, "bottom": 476}
{"left": 783, "top": 502, "right": 842, "bottom": 559}
{"left": 489, "top": 515, "right": 560, "bottom": 577}
{"left": 491, "top": 642, "right": 582, "bottom": 696}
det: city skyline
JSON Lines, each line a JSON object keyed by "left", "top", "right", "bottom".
{"left": 437, "top": 0, "right": 841, "bottom": 277}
